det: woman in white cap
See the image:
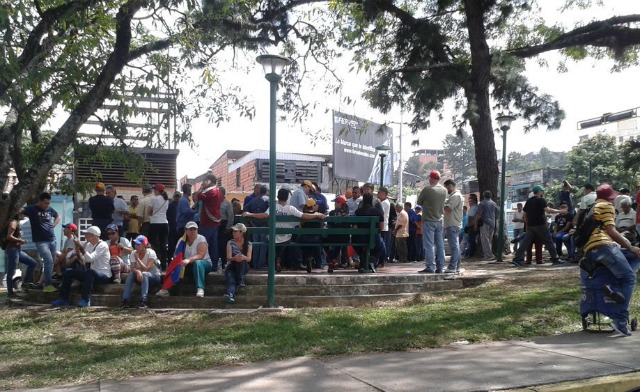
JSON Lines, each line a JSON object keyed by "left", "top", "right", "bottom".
{"left": 223, "top": 223, "right": 252, "bottom": 304}
{"left": 121, "top": 235, "right": 161, "bottom": 309}
{"left": 51, "top": 226, "right": 111, "bottom": 308}
{"left": 156, "top": 221, "right": 211, "bottom": 298}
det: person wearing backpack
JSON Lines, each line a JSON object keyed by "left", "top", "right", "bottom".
{"left": 512, "top": 185, "right": 564, "bottom": 267}
{"left": 581, "top": 184, "right": 640, "bottom": 336}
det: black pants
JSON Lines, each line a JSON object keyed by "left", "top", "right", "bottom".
{"left": 218, "top": 221, "right": 230, "bottom": 268}
{"left": 168, "top": 227, "right": 178, "bottom": 262}
{"left": 148, "top": 223, "right": 169, "bottom": 270}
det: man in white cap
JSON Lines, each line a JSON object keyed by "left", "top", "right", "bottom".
{"left": 51, "top": 226, "right": 111, "bottom": 308}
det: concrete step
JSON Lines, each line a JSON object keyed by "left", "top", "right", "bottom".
{"left": 27, "top": 290, "right": 432, "bottom": 309}
{"left": 90, "top": 280, "right": 464, "bottom": 296}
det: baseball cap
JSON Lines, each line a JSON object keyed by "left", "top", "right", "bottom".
{"left": 333, "top": 195, "right": 347, "bottom": 204}
{"left": 302, "top": 180, "right": 316, "bottom": 191}
{"left": 154, "top": 184, "right": 165, "bottom": 192}
{"left": 62, "top": 223, "right": 77, "bottom": 232}
{"left": 429, "top": 170, "right": 441, "bottom": 180}
{"left": 185, "top": 221, "right": 198, "bottom": 229}
{"left": 305, "top": 198, "right": 317, "bottom": 207}
{"left": 95, "top": 182, "right": 105, "bottom": 191}
{"left": 84, "top": 226, "right": 101, "bottom": 237}
{"left": 415, "top": 205, "right": 423, "bottom": 211}
{"left": 231, "top": 223, "right": 247, "bottom": 233}
{"left": 133, "top": 235, "right": 149, "bottom": 246}
{"left": 106, "top": 223, "right": 118, "bottom": 232}
{"left": 532, "top": 185, "right": 545, "bottom": 193}
{"left": 142, "top": 184, "right": 153, "bottom": 193}
{"left": 596, "top": 184, "right": 618, "bottom": 201}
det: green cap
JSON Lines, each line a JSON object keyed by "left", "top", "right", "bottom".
{"left": 532, "top": 185, "right": 545, "bottom": 193}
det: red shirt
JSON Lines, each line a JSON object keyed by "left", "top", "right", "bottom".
{"left": 197, "top": 187, "right": 222, "bottom": 228}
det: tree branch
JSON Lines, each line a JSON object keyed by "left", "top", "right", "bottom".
{"left": 509, "top": 15, "right": 640, "bottom": 58}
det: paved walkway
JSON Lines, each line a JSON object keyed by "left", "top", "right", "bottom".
{"left": 14, "top": 331, "right": 640, "bottom": 392}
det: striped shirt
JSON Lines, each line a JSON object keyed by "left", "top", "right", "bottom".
{"left": 584, "top": 200, "right": 615, "bottom": 253}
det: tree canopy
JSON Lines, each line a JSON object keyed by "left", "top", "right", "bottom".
{"left": 442, "top": 130, "right": 476, "bottom": 181}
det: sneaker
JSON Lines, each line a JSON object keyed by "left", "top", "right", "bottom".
{"left": 113, "top": 278, "right": 121, "bottom": 284}
{"left": 511, "top": 260, "right": 524, "bottom": 267}
{"left": 551, "top": 258, "right": 564, "bottom": 266}
{"left": 482, "top": 256, "right": 497, "bottom": 262}
{"left": 238, "top": 281, "right": 246, "bottom": 288}
{"left": 52, "top": 274, "right": 63, "bottom": 281}
{"left": 78, "top": 299, "right": 91, "bottom": 308}
{"left": 444, "top": 269, "right": 457, "bottom": 274}
{"left": 32, "top": 283, "right": 44, "bottom": 290}
{"left": 604, "top": 285, "right": 626, "bottom": 304}
{"left": 196, "top": 288, "right": 204, "bottom": 298}
{"left": 120, "top": 299, "right": 131, "bottom": 309}
{"left": 223, "top": 293, "right": 235, "bottom": 304}
{"left": 156, "top": 289, "right": 170, "bottom": 297}
{"left": 435, "top": 269, "right": 443, "bottom": 273}
{"left": 611, "top": 320, "right": 632, "bottom": 336}
{"left": 51, "top": 298, "right": 70, "bottom": 306}
{"left": 418, "top": 268, "right": 435, "bottom": 273}
{"left": 42, "top": 285, "right": 58, "bottom": 293}
{"left": 138, "top": 301, "right": 148, "bottom": 309}
{"left": 20, "top": 284, "right": 29, "bottom": 293}
{"left": 306, "top": 258, "right": 313, "bottom": 273}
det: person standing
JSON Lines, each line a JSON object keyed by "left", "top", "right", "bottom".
{"left": 413, "top": 206, "right": 424, "bottom": 262}
{"left": 417, "top": 170, "right": 447, "bottom": 273}
{"left": 443, "top": 179, "right": 463, "bottom": 273}
{"left": 511, "top": 185, "right": 563, "bottom": 267}
{"left": 167, "top": 191, "right": 181, "bottom": 264}
{"left": 475, "top": 191, "right": 499, "bottom": 262}
{"left": 126, "top": 195, "right": 141, "bottom": 241}
{"left": 137, "top": 184, "right": 153, "bottom": 236}
{"left": 244, "top": 185, "right": 269, "bottom": 269}
{"left": 194, "top": 174, "right": 223, "bottom": 272}
{"left": 291, "top": 180, "right": 314, "bottom": 211}
{"left": 24, "top": 192, "right": 60, "bottom": 292}
{"left": 394, "top": 204, "right": 409, "bottom": 262}
{"left": 89, "top": 182, "right": 113, "bottom": 240}
{"left": 218, "top": 187, "right": 235, "bottom": 269}
{"left": 242, "top": 184, "right": 262, "bottom": 212}
{"left": 346, "top": 186, "right": 361, "bottom": 216}
{"left": 105, "top": 185, "right": 129, "bottom": 238}
{"left": 147, "top": 184, "right": 169, "bottom": 270}
{"left": 405, "top": 203, "right": 417, "bottom": 262}
{"left": 176, "top": 184, "right": 196, "bottom": 239}
{"left": 4, "top": 209, "right": 37, "bottom": 298}
{"left": 511, "top": 203, "right": 525, "bottom": 253}
{"left": 378, "top": 187, "right": 391, "bottom": 265}
{"left": 464, "top": 194, "right": 479, "bottom": 258}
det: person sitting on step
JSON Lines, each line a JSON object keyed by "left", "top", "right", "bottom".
{"left": 157, "top": 221, "right": 212, "bottom": 298}
{"left": 223, "top": 223, "right": 252, "bottom": 304}
{"left": 121, "top": 235, "right": 161, "bottom": 309}
{"left": 52, "top": 226, "right": 111, "bottom": 308}
{"left": 106, "top": 224, "right": 133, "bottom": 284}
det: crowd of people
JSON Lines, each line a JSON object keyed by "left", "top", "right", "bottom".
{"left": 5, "top": 173, "right": 640, "bottom": 331}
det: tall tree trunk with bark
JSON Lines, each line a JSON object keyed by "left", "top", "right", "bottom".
{"left": 464, "top": 0, "right": 498, "bottom": 198}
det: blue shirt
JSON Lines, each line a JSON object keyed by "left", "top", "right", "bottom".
{"left": 24, "top": 204, "right": 58, "bottom": 242}
{"left": 312, "top": 193, "right": 328, "bottom": 214}
{"left": 243, "top": 194, "right": 258, "bottom": 212}
{"left": 407, "top": 209, "right": 418, "bottom": 234}
{"left": 176, "top": 195, "right": 195, "bottom": 230}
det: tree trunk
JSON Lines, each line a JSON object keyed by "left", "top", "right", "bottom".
{"left": 464, "top": 0, "right": 498, "bottom": 199}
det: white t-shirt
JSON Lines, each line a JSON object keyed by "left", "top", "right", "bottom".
{"left": 149, "top": 195, "right": 169, "bottom": 224}
{"left": 616, "top": 209, "right": 636, "bottom": 229}
{"left": 512, "top": 210, "right": 525, "bottom": 230}
{"left": 132, "top": 249, "right": 161, "bottom": 277}
{"left": 184, "top": 234, "right": 211, "bottom": 262}
{"left": 395, "top": 210, "right": 409, "bottom": 238}
{"left": 380, "top": 198, "right": 390, "bottom": 232}
{"left": 83, "top": 240, "right": 111, "bottom": 278}
{"left": 579, "top": 192, "right": 597, "bottom": 210}
{"left": 266, "top": 203, "right": 303, "bottom": 243}
{"left": 112, "top": 197, "right": 128, "bottom": 226}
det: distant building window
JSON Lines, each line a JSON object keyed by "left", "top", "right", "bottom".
{"left": 236, "top": 168, "right": 240, "bottom": 187}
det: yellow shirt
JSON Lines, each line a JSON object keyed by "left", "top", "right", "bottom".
{"left": 127, "top": 206, "right": 140, "bottom": 234}
{"left": 584, "top": 200, "right": 615, "bottom": 253}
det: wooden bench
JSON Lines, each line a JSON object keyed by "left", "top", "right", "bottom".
{"left": 239, "top": 215, "right": 380, "bottom": 272}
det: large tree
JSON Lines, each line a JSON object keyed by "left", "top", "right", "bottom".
{"left": 320, "top": 0, "right": 640, "bottom": 199}
{"left": 442, "top": 130, "right": 476, "bottom": 181}
{"left": 566, "top": 134, "right": 633, "bottom": 189}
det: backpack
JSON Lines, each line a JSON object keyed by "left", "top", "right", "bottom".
{"left": 573, "top": 204, "right": 601, "bottom": 249}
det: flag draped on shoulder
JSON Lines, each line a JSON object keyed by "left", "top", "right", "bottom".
{"left": 163, "top": 234, "right": 187, "bottom": 290}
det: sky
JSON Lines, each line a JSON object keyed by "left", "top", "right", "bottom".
{"left": 168, "top": 1, "right": 640, "bottom": 179}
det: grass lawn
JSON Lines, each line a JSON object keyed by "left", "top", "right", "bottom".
{"left": 0, "top": 267, "right": 601, "bottom": 390}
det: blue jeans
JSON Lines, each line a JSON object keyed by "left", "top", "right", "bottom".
{"left": 381, "top": 231, "right": 392, "bottom": 263}
{"left": 562, "top": 233, "right": 574, "bottom": 258}
{"left": 423, "top": 220, "right": 445, "bottom": 271}
{"left": 36, "top": 240, "right": 57, "bottom": 286}
{"left": 251, "top": 233, "right": 268, "bottom": 269}
{"left": 225, "top": 262, "right": 247, "bottom": 296}
{"left": 554, "top": 232, "right": 570, "bottom": 256}
{"left": 445, "top": 226, "right": 461, "bottom": 271}
{"left": 586, "top": 244, "right": 637, "bottom": 322}
{"left": 465, "top": 228, "right": 477, "bottom": 257}
{"left": 415, "top": 234, "right": 424, "bottom": 261}
{"left": 5, "top": 249, "right": 36, "bottom": 294}
{"left": 59, "top": 268, "right": 111, "bottom": 301}
{"left": 512, "top": 228, "right": 524, "bottom": 253}
{"left": 199, "top": 226, "right": 219, "bottom": 271}
{"left": 123, "top": 271, "right": 161, "bottom": 301}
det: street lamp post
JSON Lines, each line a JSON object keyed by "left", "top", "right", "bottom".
{"left": 495, "top": 114, "right": 515, "bottom": 263}
{"left": 256, "top": 54, "right": 292, "bottom": 308}
{"left": 375, "top": 145, "right": 391, "bottom": 188}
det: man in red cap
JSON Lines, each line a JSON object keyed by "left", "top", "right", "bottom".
{"left": 416, "top": 170, "right": 447, "bottom": 273}
{"left": 193, "top": 174, "right": 222, "bottom": 271}
{"left": 583, "top": 184, "right": 640, "bottom": 336}
{"left": 53, "top": 223, "right": 79, "bottom": 279}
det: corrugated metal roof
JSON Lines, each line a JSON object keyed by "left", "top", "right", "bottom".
{"left": 228, "top": 150, "right": 326, "bottom": 173}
